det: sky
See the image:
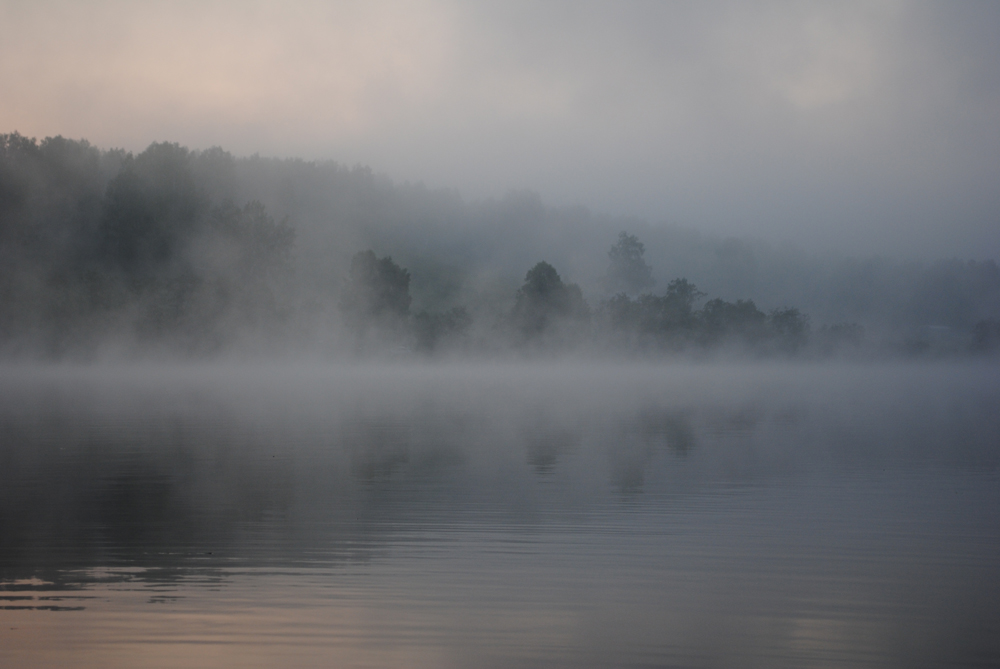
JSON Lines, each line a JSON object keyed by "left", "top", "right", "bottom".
{"left": 1, "top": 0, "right": 998, "bottom": 260}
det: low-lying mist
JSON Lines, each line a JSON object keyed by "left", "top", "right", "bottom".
{"left": 3, "top": 360, "right": 997, "bottom": 587}
{"left": 2, "top": 133, "right": 998, "bottom": 360}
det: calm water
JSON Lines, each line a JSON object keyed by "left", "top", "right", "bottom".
{"left": 1, "top": 362, "right": 998, "bottom": 668}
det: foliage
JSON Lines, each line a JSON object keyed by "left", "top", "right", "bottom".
{"left": 511, "top": 261, "right": 590, "bottom": 339}
{"left": 700, "top": 298, "right": 767, "bottom": 340}
{"left": 2, "top": 131, "right": 996, "bottom": 359}
{"left": 97, "top": 144, "right": 207, "bottom": 279}
{"left": 604, "top": 231, "right": 654, "bottom": 295}
{"left": 208, "top": 200, "right": 295, "bottom": 278}
{"left": 341, "top": 250, "right": 412, "bottom": 325}
{"left": 600, "top": 278, "right": 704, "bottom": 342}
{"left": 768, "top": 307, "right": 810, "bottom": 352}
{"left": 0, "top": 134, "right": 296, "bottom": 354}
{"left": 599, "top": 283, "right": 811, "bottom": 353}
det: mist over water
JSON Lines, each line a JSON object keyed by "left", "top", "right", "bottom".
{"left": 2, "top": 361, "right": 998, "bottom": 667}
{"left": 1, "top": 132, "right": 998, "bottom": 668}
{"left": 3, "top": 2, "right": 1000, "bottom": 664}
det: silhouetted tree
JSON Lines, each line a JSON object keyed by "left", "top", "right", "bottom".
{"left": 97, "top": 143, "right": 206, "bottom": 280}
{"left": 699, "top": 298, "right": 768, "bottom": 343}
{"left": 604, "top": 231, "right": 654, "bottom": 295}
{"left": 637, "top": 278, "right": 705, "bottom": 333}
{"left": 768, "top": 307, "right": 809, "bottom": 352}
{"left": 341, "top": 250, "right": 411, "bottom": 324}
{"left": 511, "top": 261, "right": 589, "bottom": 339}
{"left": 600, "top": 278, "right": 704, "bottom": 346}
{"left": 208, "top": 200, "right": 295, "bottom": 276}
{"left": 601, "top": 293, "right": 639, "bottom": 331}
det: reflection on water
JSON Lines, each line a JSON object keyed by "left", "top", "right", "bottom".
{"left": 1, "top": 362, "right": 998, "bottom": 667}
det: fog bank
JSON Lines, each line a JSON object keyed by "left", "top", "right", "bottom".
{"left": 2, "top": 134, "right": 998, "bottom": 360}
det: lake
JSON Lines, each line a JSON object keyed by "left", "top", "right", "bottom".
{"left": 1, "top": 361, "right": 998, "bottom": 668}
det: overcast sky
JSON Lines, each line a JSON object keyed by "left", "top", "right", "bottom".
{"left": 2, "top": 0, "right": 998, "bottom": 260}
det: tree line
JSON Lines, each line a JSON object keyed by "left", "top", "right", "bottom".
{"left": 2, "top": 132, "right": 997, "bottom": 358}
{"left": 337, "top": 232, "right": 812, "bottom": 355}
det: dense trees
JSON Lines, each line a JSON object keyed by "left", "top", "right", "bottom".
{"left": 98, "top": 143, "right": 205, "bottom": 277}
{"left": 0, "top": 135, "right": 295, "bottom": 354}
{"left": 1, "top": 132, "right": 996, "bottom": 358}
{"left": 341, "top": 250, "right": 411, "bottom": 322}
{"left": 599, "top": 289, "right": 809, "bottom": 353}
{"left": 338, "top": 250, "right": 474, "bottom": 353}
{"left": 596, "top": 233, "right": 811, "bottom": 353}
{"left": 602, "top": 278, "right": 704, "bottom": 338}
{"left": 511, "top": 261, "right": 590, "bottom": 341}
{"left": 595, "top": 230, "right": 811, "bottom": 353}
{"left": 768, "top": 307, "right": 810, "bottom": 352}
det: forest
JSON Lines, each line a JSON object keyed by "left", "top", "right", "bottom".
{"left": 1, "top": 132, "right": 998, "bottom": 359}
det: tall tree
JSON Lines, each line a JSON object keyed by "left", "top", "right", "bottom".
{"left": 340, "top": 250, "right": 411, "bottom": 324}
{"left": 512, "top": 261, "right": 589, "bottom": 338}
{"left": 604, "top": 231, "right": 654, "bottom": 295}
{"left": 98, "top": 142, "right": 205, "bottom": 278}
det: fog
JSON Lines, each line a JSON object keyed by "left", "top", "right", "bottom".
{"left": 2, "top": 5, "right": 1000, "bottom": 664}
{"left": 4, "top": 360, "right": 997, "bottom": 579}
{"left": 1, "top": 133, "right": 998, "bottom": 360}
{"left": 2, "top": 1, "right": 999, "bottom": 259}
{"left": 2, "top": 362, "right": 998, "bottom": 666}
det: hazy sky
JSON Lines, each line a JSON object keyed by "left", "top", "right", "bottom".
{"left": 2, "top": 0, "right": 998, "bottom": 259}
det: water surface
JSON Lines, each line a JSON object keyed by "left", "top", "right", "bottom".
{"left": 1, "top": 362, "right": 998, "bottom": 667}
